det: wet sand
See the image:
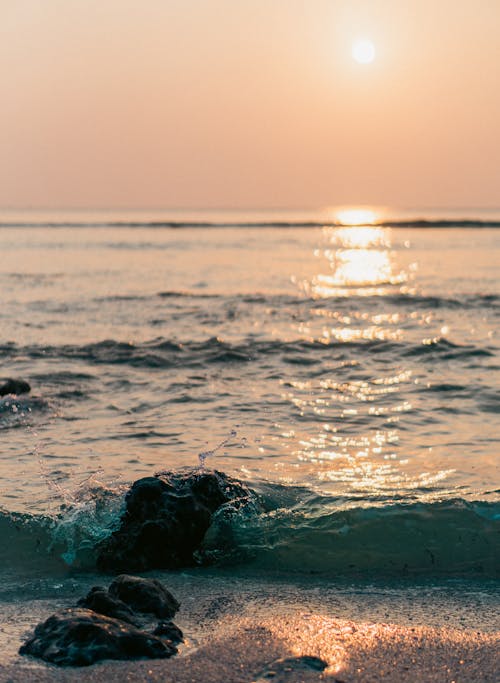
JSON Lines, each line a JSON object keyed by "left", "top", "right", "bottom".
{"left": 1, "top": 616, "right": 498, "bottom": 683}
{"left": 1, "top": 574, "right": 498, "bottom": 682}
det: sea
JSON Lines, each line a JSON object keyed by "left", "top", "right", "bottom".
{"left": 0, "top": 207, "right": 498, "bottom": 658}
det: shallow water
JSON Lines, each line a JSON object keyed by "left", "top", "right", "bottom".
{"left": 0, "top": 211, "right": 498, "bottom": 576}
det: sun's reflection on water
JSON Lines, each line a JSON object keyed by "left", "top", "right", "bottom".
{"left": 275, "top": 409, "right": 456, "bottom": 498}
{"left": 303, "top": 225, "right": 410, "bottom": 299}
{"left": 328, "top": 225, "right": 390, "bottom": 248}
{"left": 274, "top": 218, "right": 460, "bottom": 500}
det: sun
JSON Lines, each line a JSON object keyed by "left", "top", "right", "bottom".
{"left": 352, "top": 40, "right": 376, "bottom": 64}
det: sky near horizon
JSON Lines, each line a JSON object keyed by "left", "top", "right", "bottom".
{"left": 1, "top": 0, "right": 499, "bottom": 209}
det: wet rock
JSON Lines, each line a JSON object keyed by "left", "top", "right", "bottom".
{"left": 153, "top": 620, "right": 184, "bottom": 644}
{"left": 108, "top": 574, "right": 180, "bottom": 619}
{"left": 96, "top": 469, "right": 255, "bottom": 571}
{"left": 19, "top": 607, "right": 176, "bottom": 666}
{"left": 0, "top": 378, "right": 30, "bottom": 396}
{"left": 255, "top": 655, "right": 328, "bottom": 682}
{"left": 77, "top": 586, "right": 141, "bottom": 626}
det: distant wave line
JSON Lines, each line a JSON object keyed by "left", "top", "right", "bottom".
{"left": 1, "top": 219, "right": 500, "bottom": 229}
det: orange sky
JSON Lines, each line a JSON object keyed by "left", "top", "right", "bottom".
{"left": 1, "top": 0, "right": 499, "bottom": 209}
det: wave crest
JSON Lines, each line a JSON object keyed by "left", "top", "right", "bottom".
{"left": 1, "top": 484, "right": 498, "bottom": 578}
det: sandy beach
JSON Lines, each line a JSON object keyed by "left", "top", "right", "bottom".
{"left": 1, "top": 573, "right": 498, "bottom": 682}
{"left": 2, "top": 615, "right": 498, "bottom": 682}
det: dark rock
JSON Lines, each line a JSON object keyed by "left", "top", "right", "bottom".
{"left": 153, "top": 620, "right": 184, "bottom": 644}
{"left": 96, "top": 469, "right": 255, "bottom": 571}
{"left": 0, "top": 378, "right": 31, "bottom": 396}
{"left": 108, "top": 574, "right": 179, "bottom": 619}
{"left": 77, "top": 586, "right": 141, "bottom": 626}
{"left": 255, "top": 656, "right": 328, "bottom": 682}
{"left": 19, "top": 608, "right": 176, "bottom": 666}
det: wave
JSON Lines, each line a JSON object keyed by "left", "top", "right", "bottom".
{"left": 0, "top": 486, "right": 125, "bottom": 576}
{"left": 0, "top": 483, "right": 498, "bottom": 578}
{"left": 2, "top": 219, "right": 500, "bottom": 229}
{"left": 380, "top": 293, "right": 500, "bottom": 310}
{"left": 216, "top": 492, "right": 500, "bottom": 577}
{"left": 95, "top": 290, "right": 224, "bottom": 303}
{"left": 0, "top": 336, "right": 494, "bottom": 370}
{"left": 402, "top": 337, "right": 495, "bottom": 359}
{"left": 93, "top": 291, "right": 499, "bottom": 310}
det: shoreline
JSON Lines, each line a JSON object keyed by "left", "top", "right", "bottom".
{"left": 1, "top": 572, "right": 498, "bottom": 682}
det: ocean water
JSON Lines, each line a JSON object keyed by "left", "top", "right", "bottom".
{"left": 0, "top": 209, "right": 498, "bottom": 584}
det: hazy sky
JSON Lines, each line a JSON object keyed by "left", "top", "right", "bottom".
{"left": 1, "top": 0, "right": 499, "bottom": 209}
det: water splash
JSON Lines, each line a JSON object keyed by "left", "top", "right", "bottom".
{"left": 198, "top": 429, "right": 238, "bottom": 469}
{"left": 0, "top": 395, "right": 33, "bottom": 427}
{"left": 38, "top": 459, "right": 76, "bottom": 509}
{"left": 49, "top": 485, "right": 125, "bottom": 566}
{"left": 34, "top": 439, "right": 125, "bottom": 565}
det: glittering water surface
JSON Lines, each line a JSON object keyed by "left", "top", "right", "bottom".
{"left": 0, "top": 217, "right": 498, "bottom": 518}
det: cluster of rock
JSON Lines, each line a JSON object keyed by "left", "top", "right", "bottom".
{"left": 20, "top": 469, "right": 259, "bottom": 666}
{"left": 20, "top": 575, "right": 183, "bottom": 666}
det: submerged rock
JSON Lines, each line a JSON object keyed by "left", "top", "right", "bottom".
{"left": 108, "top": 574, "right": 179, "bottom": 619}
{"left": 255, "top": 655, "right": 328, "bottom": 682}
{"left": 19, "top": 607, "right": 176, "bottom": 666}
{"left": 97, "top": 469, "right": 256, "bottom": 571}
{"left": 0, "top": 378, "right": 30, "bottom": 396}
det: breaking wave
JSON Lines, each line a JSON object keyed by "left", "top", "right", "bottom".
{"left": 0, "top": 480, "right": 498, "bottom": 578}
